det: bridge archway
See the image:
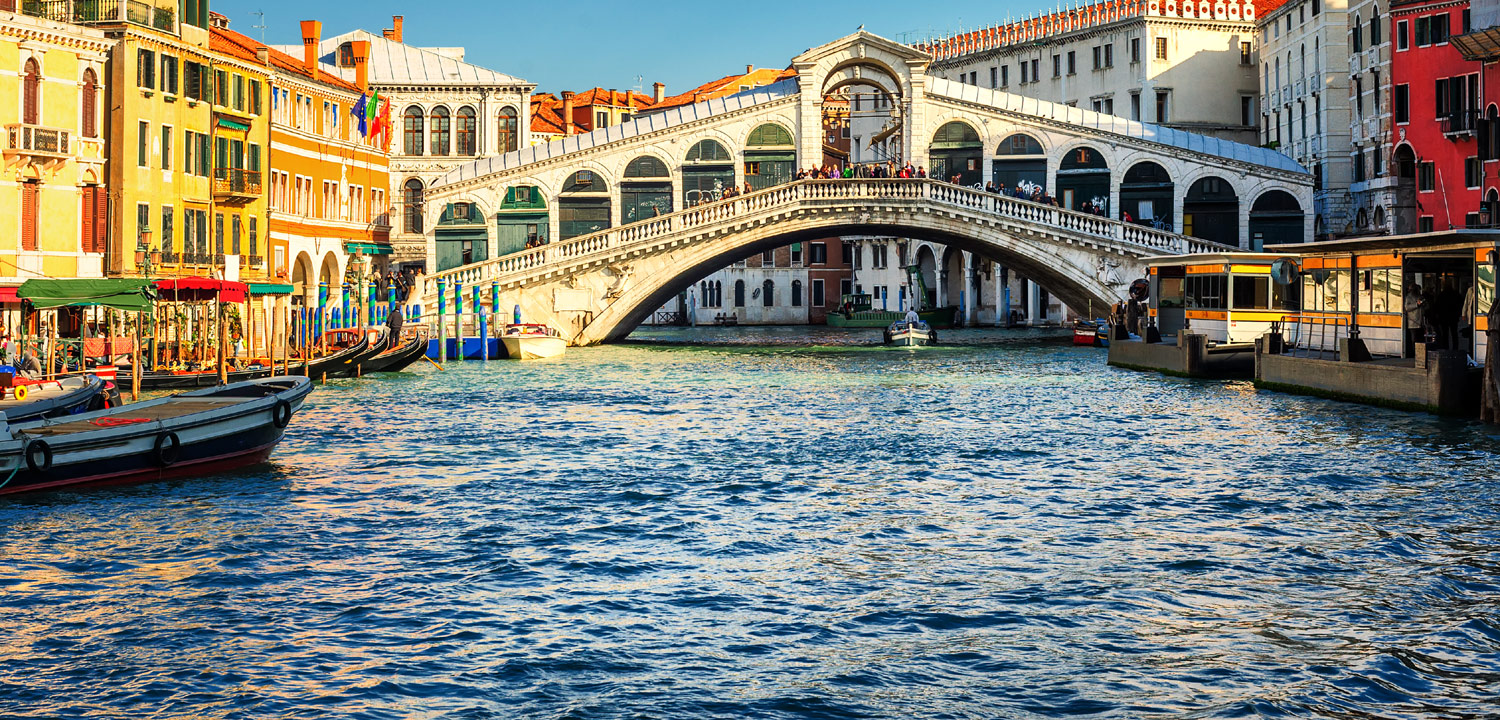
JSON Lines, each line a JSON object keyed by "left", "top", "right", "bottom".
{"left": 559, "top": 171, "right": 611, "bottom": 241}
{"left": 683, "top": 139, "right": 735, "bottom": 207}
{"left": 1249, "top": 190, "right": 1305, "bottom": 250}
{"left": 621, "top": 156, "right": 673, "bottom": 224}
{"left": 582, "top": 207, "right": 1131, "bottom": 344}
{"left": 941, "top": 245, "right": 965, "bottom": 311}
{"left": 993, "top": 133, "right": 1047, "bottom": 193}
{"left": 1056, "top": 145, "right": 1109, "bottom": 213}
{"left": 1120, "top": 161, "right": 1174, "bottom": 229}
{"left": 930, "top": 121, "right": 982, "bottom": 186}
{"left": 1183, "top": 176, "right": 1239, "bottom": 248}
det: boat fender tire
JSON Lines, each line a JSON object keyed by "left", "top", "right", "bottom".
{"left": 271, "top": 399, "right": 293, "bottom": 429}
{"left": 25, "top": 439, "right": 52, "bottom": 474}
{"left": 14, "top": 385, "right": 28, "bottom": 402}
{"left": 930, "top": 330, "right": 939, "bottom": 345}
{"left": 154, "top": 432, "right": 181, "bottom": 467}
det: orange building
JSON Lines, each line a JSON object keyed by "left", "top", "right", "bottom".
{"left": 214, "top": 21, "right": 391, "bottom": 320}
{"left": 643, "top": 66, "right": 795, "bottom": 114}
{"left": 529, "top": 88, "right": 656, "bottom": 144}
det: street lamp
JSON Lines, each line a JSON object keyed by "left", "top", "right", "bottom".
{"left": 135, "top": 227, "right": 159, "bottom": 278}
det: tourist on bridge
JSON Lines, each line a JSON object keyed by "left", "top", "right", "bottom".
{"left": 917, "top": 166, "right": 927, "bottom": 178}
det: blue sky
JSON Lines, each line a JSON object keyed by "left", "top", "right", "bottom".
{"left": 225, "top": 0, "right": 1031, "bottom": 95}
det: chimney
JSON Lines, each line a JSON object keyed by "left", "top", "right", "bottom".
{"left": 383, "top": 28, "right": 394, "bottom": 40}
{"left": 561, "top": 91, "right": 576, "bottom": 135}
{"left": 352, "top": 40, "right": 370, "bottom": 93}
{"left": 652, "top": 82, "right": 665, "bottom": 103}
{"left": 299, "top": 20, "right": 322, "bottom": 81}
{"left": 392, "top": 15, "right": 404, "bottom": 43}
{"left": 608, "top": 88, "right": 617, "bottom": 107}
{"left": 256, "top": 46, "right": 269, "bottom": 64}
{"left": 746, "top": 64, "right": 754, "bottom": 75}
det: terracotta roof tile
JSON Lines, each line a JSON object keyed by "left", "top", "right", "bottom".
{"left": 212, "top": 26, "right": 362, "bottom": 95}
{"left": 651, "top": 67, "right": 795, "bottom": 111}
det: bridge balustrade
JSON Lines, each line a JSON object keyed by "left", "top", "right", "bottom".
{"left": 425, "top": 178, "right": 1229, "bottom": 302}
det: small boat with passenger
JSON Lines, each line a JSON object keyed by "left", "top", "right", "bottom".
{"left": 500, "top": 324, "right": 567, "bottom": 360}
{"left": 0, "top": 375, "right": 312, "bottom": 496}
{"left": 884, "top": 320, "right": 936, "bottom": 347}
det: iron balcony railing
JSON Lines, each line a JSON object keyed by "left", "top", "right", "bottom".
{"left": 5, "top": 123, "right": 70, "bottom": 156}
{"left": 212, "top": 168, "right": 262, "bottom": 198}
{"left": 1440, "top": 111, "right": 1480, "bottom": 137}
{"left": 20, "top": 0, "right": 175, "bottom": 31}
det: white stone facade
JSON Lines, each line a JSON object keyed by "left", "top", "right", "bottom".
{"left": 1346, "top": 0, "right": 1400, "bottom": 235}
{"left": 926, "top": 2, "right": 1262, "bottom": 144}
{"left": 1257, "top": 0, "right": 1354, "bottom": 238}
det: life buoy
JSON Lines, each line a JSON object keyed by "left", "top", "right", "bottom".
{"left": 153, "top": 432, "right": 181, "bottom": 467}
{"left": 13, "top": 385, "right": 28, "bottom": 402}
{"left": 271, "top": 398, "right": 292, "bottom": 428}
{"left": 25, "top": 439, "right": 52, "bottom": 473}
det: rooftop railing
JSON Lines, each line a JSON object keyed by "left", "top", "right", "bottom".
{"left": 20, "top": 0, "right": 175, "bottom": 32}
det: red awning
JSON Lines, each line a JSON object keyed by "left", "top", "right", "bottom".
{"left": 0, "top": 286, "right": 19, "bottom": 304}
{"left": 154, "top": 277, "right": 249, "bottom": 304}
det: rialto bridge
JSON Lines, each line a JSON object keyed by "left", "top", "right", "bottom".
{"left": 416, "top": 32, "right": 1312, "bottom": 345}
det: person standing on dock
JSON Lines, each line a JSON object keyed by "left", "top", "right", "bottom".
{"left": 1405, "top": 283, "right": 1426, "bottom": 357}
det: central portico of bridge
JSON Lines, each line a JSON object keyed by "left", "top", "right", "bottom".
{"left": 416, "top": 31, "right": 1311, "bottom": 345}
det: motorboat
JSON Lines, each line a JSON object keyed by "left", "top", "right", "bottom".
{"left": 500, "top": 324, "right": 567, "bottom": 360}
{"left": 1074, "top": 318, "right": 1110, "bottom": 347}
{"left": 884, "top": 320, "right": 935, "bottom": 347}
{"left": 0, "top": 376, "right": 312, "bottom": 496}
{"left": 0, "top": 375, "right": 113, "bottom": 423}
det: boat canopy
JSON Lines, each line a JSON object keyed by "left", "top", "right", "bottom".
{"left": 17, "top": 278, "right": 157, "bottom": 312}
{"left": 155, "top": 277, "right": 249, "bottom": 304}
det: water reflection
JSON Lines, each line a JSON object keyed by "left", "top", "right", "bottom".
{"left": 1, "top": 327, "right": 1498, "bottom": 718}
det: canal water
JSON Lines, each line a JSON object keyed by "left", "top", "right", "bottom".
{"left": 2, "top": 327, "right": 1499, "bottom": 719}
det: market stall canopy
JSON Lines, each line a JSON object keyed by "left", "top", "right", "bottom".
{"left": 18, "top": 279, "right": 158, "bottom": 312}
{"left": 155, "top": 277, "right": 249, "bottom": 304}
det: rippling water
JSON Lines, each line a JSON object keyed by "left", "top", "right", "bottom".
{"left": 3, "top": 327, "right": 1499, "bottom": 719}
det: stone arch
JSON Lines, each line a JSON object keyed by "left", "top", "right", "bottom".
{"left": 930, "top": 120, "right": 983, "bottom": 186}
{"left": 621, "top": 154, "right": 675, "bottom": 224}
{"left": 744, "top": 122, "right": 797, "bottom": 190}
{"left": 914, "top": 244, "right": 939, "bottom": 308}
{"left": 682, "top": 137, "right": 736, "bottom": 207}
{"left": 291, "top": 251, "right": 316, "bottom": 306}
{"left": 1248, "top": 189, "right": 1305, "bottom": 249}
{"left": 1119, "top": 160, "right": 1174, "bottom": 229}
{"left": 941, "top": 245, "right": 965, "bottom": 310}
{"left": 583, "top": 208, "right": 1130, "bottom": 344}
{"left": 318, "top": 250, "right": 344, "bottom": 309}
{"left": 992, "top": 131, "right": 1048, "bottom": 193}
{"left": 1183, "top": 175, "right": 1239, "bottom": 247}
{"left": 1054, "top": 142, "right": 1111, "bottom": 213}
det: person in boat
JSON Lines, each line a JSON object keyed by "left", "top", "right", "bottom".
{"left": 386, "top": 303, "right": 405, "bottom": 338}
{"left": 904, "top": 309, "right": 920, "bottom": 325}
{"left": 17, "top": 351, "right": 42, "bottom": 379}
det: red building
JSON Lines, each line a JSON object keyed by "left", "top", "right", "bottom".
{"left": 1391, "top": 0, "right": 1489, "bottom": 232}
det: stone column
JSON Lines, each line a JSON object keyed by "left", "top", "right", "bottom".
{"left": 1026, "top": 278, "right": 1038, "bottom": 327}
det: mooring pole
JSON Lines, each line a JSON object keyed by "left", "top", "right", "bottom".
{"left": 474, "top": 284, "right": 486, "bottom": 362}
{"left": 436, "top": 279, "right": 448, "bottom": 363}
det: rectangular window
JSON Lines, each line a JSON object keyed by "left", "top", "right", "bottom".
{"left": 214, "top": 213, "right": 224, "bottom": 256}
{"left": 248, "top": 144, "right": 260, "bottom": 172}
{"left": 1240, "top": 41, "right": 1252, "bottom": 65}
{"left": 1021, "top": 61, "right": 1029, "bottom": 84}
{"left": 1468, "top": 157, "right": 1483, "bottom": 189}
{"left": 1031, "top": 59, "right": 1039, "bottom": 82}
{"left": 1053, "top": 54, "right": 1061, "bottom": 78}
{"left": 1355, "top": 22, "right": 1364, "bottom": 53}
{"left": 250, "top": 81, "right": 261, "bottom": 115}
{"left": 1093, "top": 46, "right": 1102, "bottom": 70}
{"left": 1417, "top": 161, "right": 1435, "bottom": 191}
{"left": 810, "top": 242, "right": 828, "bottom": 265}
{"left": 1394, "top": 83, "right": 1409, "bottom": 123}
{"left": 1155, "top": 91, "right": 1169, "bottom": 122}
{"left": 1241, "top": 96, "right": 1255, "bottom": 126}
{"left": 137, "top": 49, "right": 155, "bottom": 89}
{"left": 1372, "top": 16, "right": 1382, "bottom": 46}
{"left": 812, "top": 279, "right": 825, "bottom": 307}
{"left": 1131, "top": 92, "right": 1141, "bottom": 120}
{"left": 137, "top": 121, "right": 148, "bottom": 166}
{"left": 989, "top": 67, "right": 998, "bottom": 88}
{"left": 137, "top": 202, "right": 150, "bottom": 240}
{"left": 233, "top": 74, "right": 245, "bottom": 111}
{"left": 161, "top": 205, "right": 174, "bottom": 256}
{"left": 161, "top": 126, "right": 172, "bottom": 170}
{"left": 160, "top": 54, "right": 177, "bottom": 95}
{"left": 1105, "top": 43, "right": 1113, "bottom": 67}
{"left": 1419, "top": 216, "right": 1434, "bottom": 233}
{"left": 214, "top": 69, "right": 228, "bottom": 106}
{"left": 232, "top": 215, "right": 241, "bottom": 254}
{"left": 1001, "top": 65, "right": 1009, "bottom": 86}
{"left": 1155, "top": 37, "right": 1168, "bottom": 60}
{"left": 1397, "top": 20, "right": 1409, "bottom": 50}
{"left": 20, "top": 182, "right": 38, "bottom": 251}
{"left": 249, "top": 216, "right": 258, "bottom": 258}
{"left": 1131, "top": 37, "right": 1141, "bottom": 63}
{"left": 1431, "top": 12, "right": 1449, "bottom": 44}
{"left": 1067, "top": 51, "right": 1076, "bottom": 75}
{"left": 1416, "top": 16, "right": 1430, "bottom": 46}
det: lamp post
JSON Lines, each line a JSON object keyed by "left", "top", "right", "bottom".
{"left": 131, "top": 227, "right": 158, "bottom": 401}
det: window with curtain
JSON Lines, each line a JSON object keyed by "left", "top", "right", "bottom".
{"left": 456, "top": 106, "right": 477, "bottom": 155}
{"left": 404, "top": 178, "right": 424, "bottom": 233}
{"left": 498, "top": 107, "right": 518, "bottom": 152}
{"left": 403, "top": 106, "right": 425, "bottom": 156}
{"left": 430, "top": 106, "right": 451, "bottom": 155}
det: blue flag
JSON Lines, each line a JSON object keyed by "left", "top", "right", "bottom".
{"left": 352, "top": 93, "right": 369, "bottom": 136}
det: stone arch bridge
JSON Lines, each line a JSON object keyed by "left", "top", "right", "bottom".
{"left": 417, "top": 31, "right": 1311, "bottom": 344}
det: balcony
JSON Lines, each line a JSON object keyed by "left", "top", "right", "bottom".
{"left": 247, "top": 255, "right": 264, "bottom": 267}
{"left": 4, "top": 123, "right": 71, "bottom": 166}
{"left": 20, "top": 0, "right": 176, "bottom": 32}
{"left": 1440, "top": 111, "right": 1480, "bottom": 138}
{"left": 213, "top": 168, "right": 262, "bottom": 204}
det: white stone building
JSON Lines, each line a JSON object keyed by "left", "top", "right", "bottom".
{"left": 279, "top": 16, "right": 536, "bottom": 272}
{"left": 924, "top": 0, "right": 1263, "bottom": 144}
{"left": 1256, "top": 0, "right": 1353, "bottom": 240}
{"left": 1346, "top": 0, "right": 1399, "bottom": 234}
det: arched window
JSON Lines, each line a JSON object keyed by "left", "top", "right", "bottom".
{"left": 625, "top": 156, "right": 670, "bottom": 177}
{"left": 563, "top": 171, "right": 607, "bottom": 194}
{"left": 456, "top": 106, "right": 477, "bottom": 155}
{"left": 762, "top": 279, "right": 774, "bottom": 307}
{"left": 497, "top": 107, "right": 518, "bottom": 152}
{"left": 746, "top": 123, "right": 794, "bottom": 147}
{"left": 403, "top": 106, "right": 425, "bottom": 156}
{"left": 734, "top": 279, "right": 746, "bottom": 307}
{"left": 685, "top": 139, "right": 732, "bottom": 163}
{"left": 714, "top": 281, "right": 722, "bottom": 308}
{"left": 791, "top": 280, "right": 803, "bottom": 307}
{"left": 23, "top": 58, "right": 41, "bottom": 125}
{"left": 430, "top": 106, "right": 451, "bottom": 156}
{"left": 337, "top": 42, "right": 355, "bottom": 68}
{"left": 403, "top": 178, "right": 424, "bottom": 234}
{"left": 996, "top": 133, "right": 1044, "bottom": 155}
{"left": 81, "top": 68, "right": 98, "bottom": 138}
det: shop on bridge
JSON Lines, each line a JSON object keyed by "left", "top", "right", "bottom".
{"left": 559, "top": 171, "right": 611, "bottom": 241}
{"left": 435, "top": 202, "right": 488, "bottom": 273}
{"left": 683, "top": 139, "right": 735, "bottom": 208}
{"left": 1118, "top": 161, "right": 1174, "bottom": 230}
{"left": 620, "top": 157, "right": 673, "bottom": 225}
{"left": 991, "top": 133, "right": 1046, "bottom": 192}
{"left": 496, "top": 186, "right": 548, "bottom": 256}
{"left": 1056, "top": 146, "right": 1109, "bottom": 214}
{"left": 929, "top": 121, "right": 982, "bottom": 186}
{"left": 744, "top": 124, "right": 796, "bottom": 192}
{"left": 1183, "top": 177, "right": 1240, "bottom": 248}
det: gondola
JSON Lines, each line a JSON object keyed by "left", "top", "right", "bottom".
{"left": 0, "top": 376, "right": 312, "bottom": 496}
{"left": 131, "top": 364, "right": 278, "bottom": 390}
{"left": 360, "top": 330, "right": 429, "bottom": 373}
{"left": 321, "top": 329, "right": 389, "bottom": 379}
{"left": 300, "top": 332, "right": 371, "bottom": 379}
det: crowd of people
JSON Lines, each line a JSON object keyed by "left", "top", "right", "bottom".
{"left": 1404, "top": 278, "right": 1476, "bottom": 355}
{"left": 796, "top": 162, "right": 930, "bottom": 180}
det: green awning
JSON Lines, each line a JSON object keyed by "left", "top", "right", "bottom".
{"left": 248, "top": 283, "right": 294, "bottom": 295}
{"left": 345, "top": 242, "right": 393, "bottom": 255}
{"left": 216, "top": 117, "right": 250, "bottom": 131}
{"left": 18, "top": 279, "right": 157, "bottom": 312}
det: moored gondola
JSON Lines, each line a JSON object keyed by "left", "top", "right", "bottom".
{"left": 360, "top": 330, "right": 430, "bottom": 373}
{"left": 300, "top": 333, "right": 370, "bottom": 379}
{"left": 0, "top": 376, "right": 313, "bottom": 496}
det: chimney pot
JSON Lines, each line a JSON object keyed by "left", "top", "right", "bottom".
{"left": 299, "top": 20, "right": 322, "bottom": 81}
{"left": 652, "top": 82, "right": 665, "bottom": 103}
{"left": 392, "top": 15, "right": 404, "bottom": 43}
{"left": 561, "top": 91, "right": 576, "bottom": 135}
{"left": 747, "top": 64, "right": 754, "bottom": 75}
{"left": 352, "top": 40, "right": 371, "bottom": 94}
{"left": 256, "top": 46, "right": 269, "bottom": 64}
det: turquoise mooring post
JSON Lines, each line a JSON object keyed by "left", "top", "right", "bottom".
{"left": 341, "top": 284, "right": 350, "bottom": 330}
{"left": 474, "top": 284, "right": 487, "bottom": 361}
{"left": 317, "top": 281, "right": 328, "bottom": 339}
{"left": 491, "top": 282, "right": 500, "bottom": 360}
{"left": 454, "top": 281, "right": 464, "bottom": 361}
{"left": 437, "top": 279, "right": 447, "bottom": 363}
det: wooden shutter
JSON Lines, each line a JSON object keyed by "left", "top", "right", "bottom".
{"left": 81, "top": 187, "right": 95, "bottom": 252}
{"left": 82, "top": 71, "right": 97, "bottom": 138}
{"left": 21, "top": 182, "right": 39, "bottom": 251}
{"left": 93, "top": 186, "right": 109, "bottom": 253}
{"left": 22, "top": 59, "right": 40, "bottom": 125}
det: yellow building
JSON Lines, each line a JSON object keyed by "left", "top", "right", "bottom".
{"left": 92, "top": 2, "right": 272, "bottom": 283}
{"left": 0, "top": 5, "right": 112, "bottom": 318}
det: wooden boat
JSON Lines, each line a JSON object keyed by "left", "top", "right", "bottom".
{"left": 0, "top": 375, "right": 110, "bottom": 423}
{"left": 499, "top": 324, "right": 567, "bottom": 360}
{"left": 132, "top": 364, "right": 277, "bottom": 390}
{"left": 361, "top": 331, "right": 430, "bottom": 373}
{"left": 323, "top": 329, "right": 390, "bottom": 378}
{"left": 884, "top": 320, "right": 935, "bottom": 347}
{"left": 300, "top": 333, "right": 370, "bottom": 378}
{"left": 0, "top": 376, "right": 313, "bottom": 496}
{"left": 1074, "top": 319, "right": 1108, "bottom": 346}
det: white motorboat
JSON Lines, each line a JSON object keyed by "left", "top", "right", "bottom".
{"left": 500, "top": 324, "right": 567, "bottom": 360}
{"left": 884, "top": 320, "right": 935, "bottom": 347}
